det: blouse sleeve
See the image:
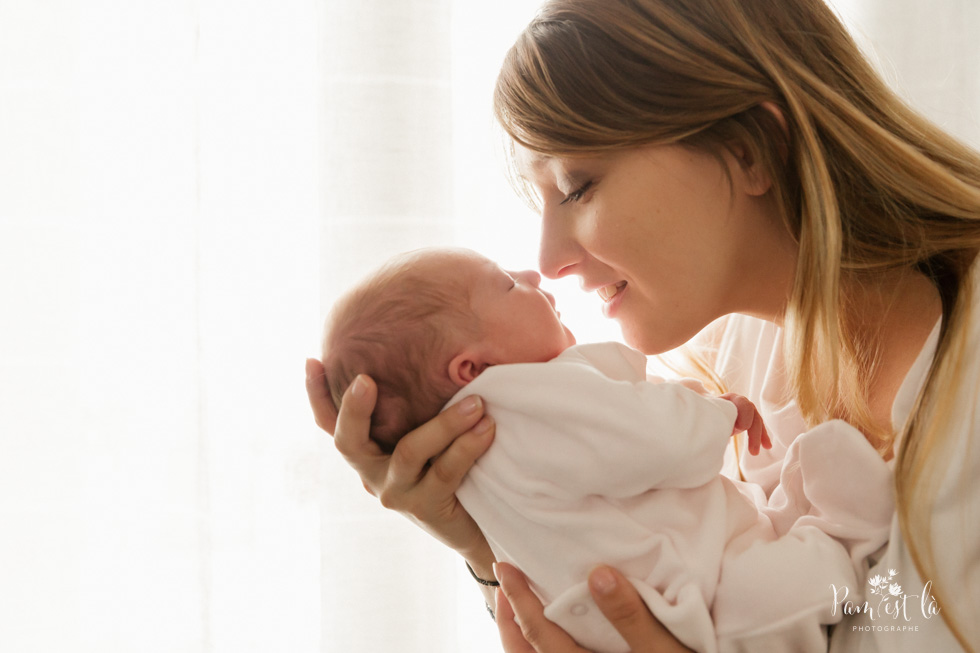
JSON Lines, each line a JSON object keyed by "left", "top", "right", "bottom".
{"left": 447, "top": 343, "right": 738, "bottom": 500}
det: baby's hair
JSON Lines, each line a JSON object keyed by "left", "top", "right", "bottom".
{"left": 322, "top": 249, "right": 482, "bottom": 452}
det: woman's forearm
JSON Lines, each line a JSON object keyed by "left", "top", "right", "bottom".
{"left": 464, "top": 539, "right": 499, "bottom": 611}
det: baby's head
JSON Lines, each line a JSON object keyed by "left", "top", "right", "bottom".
{"left": 322, "top": 247, "right": 576, "bottom": 452}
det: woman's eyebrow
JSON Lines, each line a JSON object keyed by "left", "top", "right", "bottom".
{"left": 526, "top": 152, "right": 550, "bottom": 167}
{"left": 516, "top": 149, "right": 552, "bottom": 175}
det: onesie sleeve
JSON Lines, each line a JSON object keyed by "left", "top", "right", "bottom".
{"left": 448, "top": 343, "right": 738, "bottom": 500}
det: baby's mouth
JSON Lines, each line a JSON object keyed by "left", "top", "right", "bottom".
{"left": 597, "top": 282, "right": 627, "bottom": 302}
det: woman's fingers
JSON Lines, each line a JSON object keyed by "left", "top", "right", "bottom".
{"left": 498, "top": 562, "right": 692, "bottom": 652}
{"left": 309, "top": 363, "right": 493, "bottom": 559}
{"left": 422, "top": 413, "right": 494, "bottom": 491}
{"left": 305, "top": 358, "right": 338, "bottom": 435}
{"left": 497, "top": 563, "right": 590, "bottom": 652}
{"left": 588, "top": 566, "right": 693, "bottom": 653}
{"left": 381, "top": 401, "right": 495, "bottom": 554}
{"left": 331, "top": 375, "right": 390, "bottom": 491}
{"left": 495, "top": 588, "right": 537, "bottom": 653}
{"left": 386, "top": 396, "right": 490, "bottom": 489}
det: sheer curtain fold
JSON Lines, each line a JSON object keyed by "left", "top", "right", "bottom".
{"left": 2, "top": 2, "right": 322, "bottom": 652}
{"left": 320, "top": 0, "right": 454, "bottom": 294}
{"left": 834, "top": 0, "right": 980, "bottom": 148}
{"left": 318, "top": 2, "right": 487, "bottom": 651}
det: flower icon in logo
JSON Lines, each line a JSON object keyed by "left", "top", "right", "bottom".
{"left": 866, "top": 568, "right": 913, "bottom": 617}
{"left": 868, "top": 569, "right": 901, "bottom": 597}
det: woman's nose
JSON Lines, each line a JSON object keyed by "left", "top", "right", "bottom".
{"left": 538, "top": 204, "right": 581, "bottom": 280}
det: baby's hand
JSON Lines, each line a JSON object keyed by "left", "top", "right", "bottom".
{"left": 720, "top": 393, "right": 772, "bottom": 455}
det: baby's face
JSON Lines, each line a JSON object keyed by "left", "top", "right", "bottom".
{"left": 461, "top": 252, "right": 576, "bottom": 364}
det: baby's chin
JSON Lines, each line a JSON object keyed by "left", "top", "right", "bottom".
{"left": 563, "top": 328, "right": 577, "bottom": 347}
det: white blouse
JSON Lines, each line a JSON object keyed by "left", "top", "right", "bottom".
{"left": 705, "top": 285, "right": 980, "bottom": 651}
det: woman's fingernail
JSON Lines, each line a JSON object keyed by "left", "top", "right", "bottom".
{"left": 305, "top": 359, "right": 317, "bottom": 381}
{"left": 459, "top": 395, "right": 482, "bottom": 415}
{"left": 474, "top": 415, "right": 494, "bottom": 434}
{"left": 591, "top": 567, "right": 617, "bottom": 595}
{"left": 350, "top": 375, "right": 366, "bottom": 398}
{"left": 492, "top": 562, "right": 500, "bottom": 581}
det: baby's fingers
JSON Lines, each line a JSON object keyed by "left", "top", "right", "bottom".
{"left": 721, "top": 393, "right": 753, "bottom": 433}
{"left": 720, "top": 393, "right": 771, "bottom": 456}
{"left": 741, "top": 410, "right": 771, "bottom": 456}
{"left": 755, "top": 420, "right": 772, "bottom": 452}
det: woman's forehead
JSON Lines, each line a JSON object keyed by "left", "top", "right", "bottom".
{"left": 514, "top": 145, "right": 609, "bottom": 179}
{"left": 515, "top": 145, "right": 550, "bottom": 169}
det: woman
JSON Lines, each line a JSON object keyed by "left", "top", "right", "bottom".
{"left": 308, "top": 0, "right": 980, "bottom": 650}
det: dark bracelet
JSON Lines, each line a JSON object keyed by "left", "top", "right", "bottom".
{"left": 466, "top": 561, "right": 500, "bottom": 587}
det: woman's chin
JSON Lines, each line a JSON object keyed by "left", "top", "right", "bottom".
{"left": 620, "top": 321, "right": 693, "bottom": 355}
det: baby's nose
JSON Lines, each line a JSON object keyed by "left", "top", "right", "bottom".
{"left": 515, "top": 269, "right": 541, "bottom": 286}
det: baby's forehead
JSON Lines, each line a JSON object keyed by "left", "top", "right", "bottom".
{"left": 414, "top": 248, "right": 495, "bottom": 277}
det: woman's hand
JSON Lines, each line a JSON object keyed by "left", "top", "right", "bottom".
{"left": 305, "top": 359, "right": 496, "bottom": 564}
{"left": 495, "top": 563, "right": 693, "bottom": 653}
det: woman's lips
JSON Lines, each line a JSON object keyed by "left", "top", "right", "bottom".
{"left": 598, "top": 282, "right": 627, "bottom": 318}
{"left": 597, "top": 281, "right": 627, "bottom": 302}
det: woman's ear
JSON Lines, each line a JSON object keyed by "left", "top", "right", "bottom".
{"left": 728, "top": 141, "right": 773, "bottom": 197}
{"left": 448, "top": 350, "right": 490, "bottom": 386}
{"left": 729, "top": 102, "right": 789, "bottom": 197}
{"left": 760, "top": 101, "right": 790, "bottom": 163}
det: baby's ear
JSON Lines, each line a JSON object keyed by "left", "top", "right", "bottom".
{"left": 448, "top": 350, "right": 490, "bottom": 386}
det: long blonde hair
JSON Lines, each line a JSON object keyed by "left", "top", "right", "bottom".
{"left": 493, "top": 0, "right": 980, "bottom": 646}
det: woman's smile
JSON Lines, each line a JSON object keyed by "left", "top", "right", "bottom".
{"left": 598, "top": 281, "right": 628, "bottom": 318}
{"left": 519, "top": 141, "right": 796, "bottom": 353}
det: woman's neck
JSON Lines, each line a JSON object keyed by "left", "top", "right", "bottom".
{"left": 845, "top": 268, "right": 942, "bottom": 456}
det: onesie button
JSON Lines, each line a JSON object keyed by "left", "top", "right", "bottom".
{"left": 570, "top": 603, "right": 589, "bottom": 616}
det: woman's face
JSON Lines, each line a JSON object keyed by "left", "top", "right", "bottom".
{"left": 517, "top": 143, "right": 797, "bottom": 354}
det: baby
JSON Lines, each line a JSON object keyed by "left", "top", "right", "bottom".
{"left": 322, "top": 247, "right": 892, "bottom": 653}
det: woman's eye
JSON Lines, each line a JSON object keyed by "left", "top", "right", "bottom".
{"left": 560, "top": 181, "right": 594, "bottom": 205}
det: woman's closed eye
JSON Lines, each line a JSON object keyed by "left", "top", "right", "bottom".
{"left": 559, "top": 180, "right": 594, "bottom": 205}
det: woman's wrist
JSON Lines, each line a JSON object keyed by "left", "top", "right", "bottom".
{"left": 462, "top": 540, "right": 499, "bottom": 616}
{"left": 462, "top": 539, "right": 497, "bottom": 583}
{"left": 466, "top": 560, "right": 499, "bottom": 586}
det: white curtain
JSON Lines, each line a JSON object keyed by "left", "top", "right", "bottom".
{"left": 0, "top": 2, "right": 975, "bottom": 652}
{"left": 2, "top": 1, "right": 323, "bottom": 650}
{"left": 833, "top": 0, "right": 980, "bottom": 149}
